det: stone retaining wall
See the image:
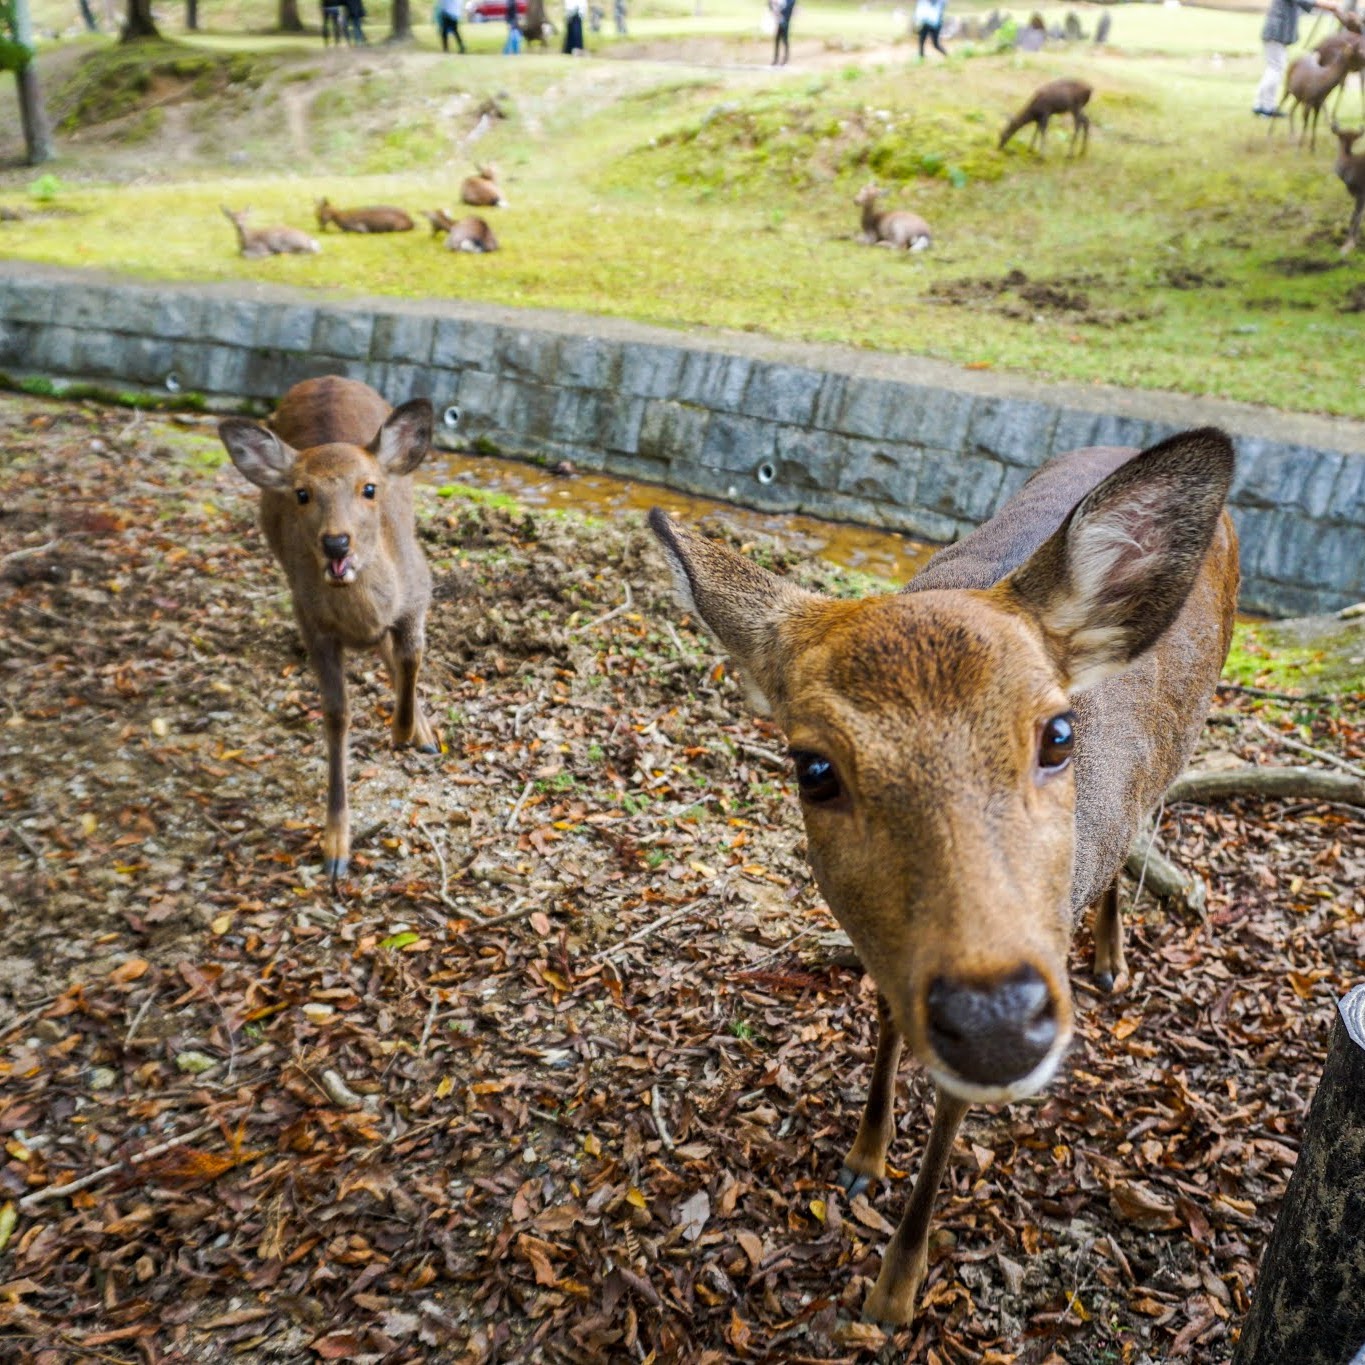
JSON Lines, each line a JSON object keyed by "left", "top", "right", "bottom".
{"left": 3, "top": 264, "right": 1362, "bottom": 617}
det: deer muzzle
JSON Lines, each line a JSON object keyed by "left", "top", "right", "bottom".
{"left": 321, "top": 533, "right": 355, "bottom": 585}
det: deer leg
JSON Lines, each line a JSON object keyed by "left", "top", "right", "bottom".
{"left": 1091, "top": 876, "right": 1128, "bottom": 994}
{"left": 387, "top": 616, "right": 437, "bottom": 753}
{"left": 837, "top": 993, "right": 903, "bottom": 1197}
{"left": 863, "top": 1087, "right": 970, "bottom": 1325}
{"left": 1343, "top": 198, "right": 1363, "bottom": 255}
{"left": 1079, "top": 111, "right": 1090, "bottom": 156}
{"left": 311, "top": 635, "right": 351, "bottom": 884}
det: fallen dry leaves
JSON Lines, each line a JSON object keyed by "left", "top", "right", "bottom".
{"left": 0, "top": 394, "right": 1361, "bottom": 1362}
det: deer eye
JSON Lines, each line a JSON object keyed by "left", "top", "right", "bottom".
{"left": 362, "top": 483, "right": 376, "bottom": 500}
{"left": 1038, "top": 712, "right": 1075, "bottom": 772}
{"left": 295, "top": 489, "right": 310, "bottom": 505}
{"left": 792, "top": 750, "right": 842, "bottom": 803}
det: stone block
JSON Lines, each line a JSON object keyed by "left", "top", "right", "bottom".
{"left": 1326, "top": 453, "right": 1365, "bottom": 523}
{"left": 27, "top": 325, "right": 79, "bottom": 374}
{"left": 203, "top": 298, "right": 263, "bottom": 350}
{"left": 145, "top": 289, "right": 206, "bottom": 341}
{"left": 599, "top": 395, "right": 646, "bottom": 455}
{"left": 604, "top": 451, "right": 672, "bottom": 485}
{"left": 887, "top": 385, "right": 976, "bottom": 450}
{"left": 916, "top": 449, "right": 1007, "bottom": 522}
{"left": 677, "top": 350, "right": 752, "bottom": 411}
{"left": 638, "top": 400, "right": 708, "bottom": 465}
{"left": 826, "top": 376, "right": 902, "bottom": 441}
{"left": 774, "top": 425, "right": 842, "bottom": 491}
{"left": 1239, "top": 578, "right": 1334, "bottom": 618}
{"left": 557, "top": 334, "right": 620, "bottom": 390}
{"left": 1088, "top": 414, "right": 1153, "bottom": 452}
{"left": 71, "top": 330, "right": 125, "bottom": 378}
{"left": 812, "top": 373, "right": 850, "bottom": 430}
{"left": 50, "top": 285, "right": 118, "bottom": 331}
{"left": 700, "top": 412, "right": 777, "bottom": 474}
{"left": 497, "top": 328, "right": 561, "bottom": 382}
{"left": 1299, "top": 452, "right": 1346, "bottom": 520}
{"left": 504, "top": 381, "right": 562, "bottom": 442}
{"left": 255, "top": 305, "right": 318, "bottom": 353}
{"left": 199, "top": 345, "right": 251, "bottom": 395}
{"left": 451, "top": 368, "right": 501, "bottom": 427}
{"left": 619, "top": 343, "right": 687, "bottom": 399}
{"left": 1231, "top": 440, "right": 1312, "bottom": 512}
{"left": 372, "top": 312, "right": 436, "bottom": 366}
{"left": 968, "top": 395, "right": 1058, "bottom": 467}
{"left": 552, "top": 388, "right": 604, "bottom": 446}
{"left": 1297, "top": 522, "right": 1362, "bottom": 597}
{"left": 375, "top": 363, "right": 444, "bottom": 406}
{"left": 432, "top": 316, "right": 501, "bottom": 371}
{"left": 836, "top": 437, "right": 921, "bottom": 506}
{"left": 0, "top": 318, "right": 33, "bottom": 367}
{"left": 739, "top": 363, "right": 823, "bottom": 426}
{"left": 312, "top": 309, "right": 374, "bottom": 360}
{"left": 0, "top": 279, "right": 55, "bottom": 325}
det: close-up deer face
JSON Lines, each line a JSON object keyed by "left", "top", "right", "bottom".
{"left": 218, "top": 400, "right": 432, "bottom": 586}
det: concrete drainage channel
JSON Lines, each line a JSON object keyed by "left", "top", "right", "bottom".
{"left": 2, "top": 262, "right": 1363, "bottom": 618}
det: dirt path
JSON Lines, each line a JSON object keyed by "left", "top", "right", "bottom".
{"left": 0, "top": 394, "right": 1361, "bottom": 1363}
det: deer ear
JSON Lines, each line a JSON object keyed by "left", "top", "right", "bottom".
{"left": 218, "top": 419, "right": 295, "bottom": 491}
{"left": 1003, "top": 427, "right": 1235, "bottom": 693}
{"left": 370, "top": 399, "right": 434, "bottom": 474}
{"left": 648, "top": 509, "right": 816, "bottom": 715}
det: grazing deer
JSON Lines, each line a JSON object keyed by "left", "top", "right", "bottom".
{"left": 854, "top": 184, "right": 932, "bottom": 251}
{"left": 315, "top": 198, "right": 416, "bottom": 233}
{"left": 1332, "top": 120, "right": 1365, "bottom": 252}
{"left": 217, "top": 377, "right": 437, "bottom": 883}
{"left": 999, "top": 77, "right": 1092, "bottom": 155}
{"left": 444, "top": 215, "right": 500, "bottom": 253}
{"left": 460, "top": 165, "right": 507, "bottom": 208}
{"left": 221, "top": 206, "right": 320, "bottom": 258}
{"left": 1277, "top": 44, "right": 1355, "bottom": 151}
{"left": 649, "top": 430, "right": 1238, "bottom": 1324}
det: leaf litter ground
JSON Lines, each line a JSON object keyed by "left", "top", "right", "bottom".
{"left": 0, "top": 394, "right": 1361, "bottom": 1364}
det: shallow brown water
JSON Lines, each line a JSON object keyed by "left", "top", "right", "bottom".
{"left": 431, "top": 447, "right": 938, "bottom": 585}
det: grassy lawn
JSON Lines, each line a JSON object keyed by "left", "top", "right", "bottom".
{"left": 4, "top": 0, "right": 1364, "bottom": 417}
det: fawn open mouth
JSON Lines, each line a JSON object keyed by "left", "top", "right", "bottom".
{"left": 326, "top": 557, "right": 356, "bottom": 584}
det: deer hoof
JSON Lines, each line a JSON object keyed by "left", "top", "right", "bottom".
{"left": 836, "top": 1166, "right": 874, "bottom": 1198}
{"left": 1095, "top": 969, "right": 1114, "bottom": 993}
{"left": 324, "top": 855, "right": 350, "bottom": 883}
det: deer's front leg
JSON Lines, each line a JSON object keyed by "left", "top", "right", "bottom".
{"left": 863, "top": 1087, "right": 970, "bottom": 1326}
{"left": 1091, "top": 875, "right": 1128, "bottom": 994}
{"left": 387, "top": 616, "right": 437, "bottom": 753}
{"left": 838, "top": 993, "right": 903, "bottom": 1198}
{"left": 311, "top": 635, "right": 351, "bottom": 884}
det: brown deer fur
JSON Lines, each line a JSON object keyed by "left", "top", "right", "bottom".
{"left": 315, "top": 198, "right": 415, "bottom": 233}
{"left": 425, "top": 208, "right": 457, "bottom": 236}
{"left": 1332, "top": 121, "right": 1365, "bottom": 252}
{"left": 460, "top": 165, "right": 507, "bottom": 208}
{"left": 444, "top": 215, "right": 500, "bottom": 253}
{"left": 218, "top": 377, "right": 437, "bottom": 882}
{"left": 999, "top": 77, "right": 1092, "bottom": 155}
{"left": 221, "top": 206, "right": 319, "bottom": 258}
{"left": 649, "top": 431, "right": 1238, "bottom": 1324}
{"left": 1277, "top": 45, "right": 1355, "bottom": 151}
{"left": 854, "top": 183, "right": 932, "bottom": 250}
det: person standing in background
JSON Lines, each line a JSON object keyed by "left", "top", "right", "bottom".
{"left": 772, "top": 0, "right": 795, "bottom": 64}
{"left": 344, "top": 0, "right": 367, "bottom": 42}
{"left": 915, "top": 0, "right": 947, "bottom": 57}
{"left": 614, "top": 0, "right": 626, "bottom": 33}
{"left": 504, "top": 0, "right": 523, "bottom": 51}
{"left": 564, "top": 0, "right": 585, "bottom": 52}
{"left": 436, "top": 0, "right": 467, "bottom": 52}
{"left": 1255, "top": 0, "right": 1342, "bottom": 114}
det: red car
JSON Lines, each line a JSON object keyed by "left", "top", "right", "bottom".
{"left": 467, "top": 0, "right": 527, "bottom": 19}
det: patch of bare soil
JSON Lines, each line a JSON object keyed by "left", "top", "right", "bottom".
{"left": 1269, "top": 254, "right": 1345, "bottom": 277}
{"left": 1161, "top": 265, "right": 1226, "bottom": 291}
{"left": 0, "top": 394, "right": 1361, "bottom": 1362}
{"left": 928, "top": 268, "right": 1149, "bottom": 328}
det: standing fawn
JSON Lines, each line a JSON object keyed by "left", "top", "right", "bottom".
{"left": 649, "top": 430, "right": 1238, "bottom": 1325}
{"left": 218, "top": 377, "right": 438, "bottom": 883}
{"left": 999, "top": 77, "right": 1092, "bottom": 155}
{"left": 1332, "top": 121, "right": 1365, "bottom": 252}
{"left": 221, "top": 206, "right": 320, "bottom": 258}
{"left": 854, "top": 184, "right": 932, "bottom": 251}
{"left": 315, "top": 198, "right": 416, "bottom": 233}
{"left": 1277, "top": 44, "right": 1355, "bottom": 151}
{"left": 460, "top": 165, "right": 507, "bottom": 208}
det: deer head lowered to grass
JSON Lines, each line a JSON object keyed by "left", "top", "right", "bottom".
{"left": 218, "top": 376, "right": 438, "bottom": 884}
{"left": 648, "top": 430, "right": 1239, "bottom": 1325}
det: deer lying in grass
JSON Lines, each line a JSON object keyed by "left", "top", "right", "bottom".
{"left": 649, "top": 429, "right": 1238, "bottom": 1324}
{"left": 218, "top": 377, "right": 437, "bottom": 883}
{"left": 221, "top": 206, "right": 319, "bottom": 258}
{"left": 460, "top": 165, "right": 507, "bottom": 208}
{"left": 1277, "top": 44, "right": 1355, "bottom": 151}
{"left": 999, "top": 77, "right": 1092, "bottom": 156}
{"left": 315, "top": 198, "right": 415, "bottom": 233}
{"left": 444, "top": 215, "right": 500, "bottom": 253}
{"left": 1332, "top": 120, "right": 1365, "bottom": 252}
{"left": 854, "top": 184, "right": 932, "bottom": 251}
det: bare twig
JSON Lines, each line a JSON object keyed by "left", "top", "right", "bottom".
{"left": 462, "top": 897, "right": 539, "bottom": 932}
{"left": 1216, "top": 681, "right": 1334, "bottom": 704}
{"left": 592, "top": 901, "right": 700, "bottom": 963}
{"left": 577, "top": 581, "right": 633, "bottom": 633}
{"left": 506, "top": 779, "right": 536, "bottom": 832}
{"left": 650, "top": 1085, "right": 676, "bottom": 1152}
{"left": 3, "top": 823, "right": 45, "bottom": 863}
{"left": 1253, "top": 719, "right": 1365, "bottom": 782}
{"left": 415, "top": 812, "right": 462, "bottom": 912}
{"left": 19, "top": 1122, "right": 217, "bottom": 1212}
{"left": 124, "top": 991, "right": 157, "bottom": 1048}
{"left": 419, "top": 993, "right": 440, "bottom": 1053}
{"left": 0, "top": 538, "right": 58, "bottom": 566}
{"left": 736, "top": 740, "right": 787, "bottom": 770}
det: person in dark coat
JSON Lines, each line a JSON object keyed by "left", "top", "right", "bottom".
{"left": 563, "top": 0, "right": 585, "bottom": 52}
{"left": 344, "top": 0, "right": 367, "bottom": 43}
{"left": 771, "top": 0, "right": 795, "bottom": 64}
{"left": 1255, "top": 0, "right": 1342, "bottom": 114}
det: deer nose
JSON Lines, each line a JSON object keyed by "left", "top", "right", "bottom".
{"left": 322, "top": 533, "right": 351, "bottom": 560}
{"left": 926, "top": 966, "right": 1058, "bottom": 1087}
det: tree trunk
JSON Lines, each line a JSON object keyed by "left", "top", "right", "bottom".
{"left": 277, "top": 0, "right": 304, "bottom": 32}
{"left": 1233, "top": 984, "right": 1365, "bottom": 1365}
{"left": 10, "top": 0, "right": 52, "bottom": 163}
{"left": 120, "top": 0, "right": 161, "bottom": 40}
{"left": 185, "top": 0, "right": 197, "bottom": 29}
{"left": 388, "top": 0, "right": 413, "bottom": 40}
